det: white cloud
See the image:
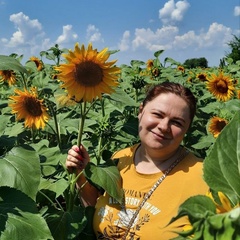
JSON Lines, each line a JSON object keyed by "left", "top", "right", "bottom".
{"left": 132, "top": 26, "right": 179, "bottom": 51}
{"left": 198, "top": 23, "right": 232, "bottom": 48}
{"left": 86, "top": 24, "right": 104, "bottom": 43}
{"left": 118, "top": 30, "right": 130, "bottom": 51}
{"left": 0, "top": 12, "right": 57, "bottom": 60}
{"left": 159, "top": 0, "right": 190, "bottom": 25}
{"left": 234, "top": 6, "right": 240, "bottom": 16}
{"left": 7, "top": 12, "right": 44, "bottom": 48}
{"left": 173, "top": 31, "right": 198, "bottom": 49}
{"left": 130, "top": 22, "right": 233, "bottom": 54}
{"left": 56, "top": 25, "right": 78, "bottom": 44}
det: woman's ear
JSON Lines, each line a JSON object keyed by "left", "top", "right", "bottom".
{"left": 139, "top": 103, "right": 143, "bottom": 113}
{"left": 138, "top": 103, "right": 144, "bottom": 119}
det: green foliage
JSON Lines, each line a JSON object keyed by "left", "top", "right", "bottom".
{"left": 183, "top": 57, "right": 208, "bottom": 68}
{"left": 0, "top": 46, "right": 239, "bottom": 239}
{"left": 0, "top": 147, "right": 41, "bottom": 200}
{"left": 169, "top": 111, "right": 240, "bottom": 239}
{"left": 0, "top": 55, "right": 28, "bottom": 74}
{"left": 225, "top": 35, "right": 240, "bottom": 64}
{"left": 204, "top": 111, "right": 240, "bottom": 202}
{"left": 0, "top": 186, "right": 53, "bottom": 239}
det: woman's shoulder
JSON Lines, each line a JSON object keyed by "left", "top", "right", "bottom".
{"left": 179, "top": 150, "right": 205, "bottom": 173}
{"left": 111, "top": 143, "right": 140, "bottom": 159}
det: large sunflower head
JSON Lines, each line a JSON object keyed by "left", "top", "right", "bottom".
{"left": 0, "top": 70, "right": 16, "bottom": 86}
{"left": 9, "top": 87, "right": 50, "bottom": 129}
{"left": 208, "top": 116, "right": 228, "bottom": 138}
{"left": 54, "top": 43, "right": 120, "bottom": 102}
{"left": 206, "top": 71, "right": 235, "bottom": 101}
{"left": 29, "top": 56, "right": 44, "bottom": 71}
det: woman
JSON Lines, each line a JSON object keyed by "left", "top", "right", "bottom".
{"left": 66, "top": 82, "right": 208, "bottom": 239}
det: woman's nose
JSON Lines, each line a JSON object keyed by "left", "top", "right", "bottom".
{"left": 158, "top": 119, "right": 170, "bottom": 132}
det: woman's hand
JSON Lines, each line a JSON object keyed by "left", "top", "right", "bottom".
{"left": 66, "top": 144, "right": 90, "bottom": 174}
{"left": 66, "top": 145, "right": 99, "bottom": 206}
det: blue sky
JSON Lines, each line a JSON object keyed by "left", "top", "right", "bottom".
{"left": 0, "top": 0, "right": 239, "bottom": 67}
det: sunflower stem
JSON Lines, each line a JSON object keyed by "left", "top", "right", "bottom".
{"left": 100, "top": 98, "right": 105, "bottom": 117}
{"left": 134, "top": 88, "right": 139, "bottom": 116}
{"left": 20, "top": 72, "right": 28, "bottom": 89}
{"left": 48, "top": 101, "right": 62, "bottom": 149}
{"left": 77, "top": 102, "right": 87, "bottom": 146}
{"left": 96, "top": 98, "right": 106, "bottom": 164}
{"left": 97, "top": 135, "right": 103, "bottom": 165}
{"left": 68, "top": 102, "right": 87, "bottom": 212}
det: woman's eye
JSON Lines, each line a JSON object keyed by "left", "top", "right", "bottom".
{"left": 173, "top": 121, "right": 182, "bottom": 127}
{"left": 153, "top": 113, "right": 162, "bottom": 118}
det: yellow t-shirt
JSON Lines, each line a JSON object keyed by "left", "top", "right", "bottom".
{"left": 93, "top": 144, "right": 209, "bottom": 239}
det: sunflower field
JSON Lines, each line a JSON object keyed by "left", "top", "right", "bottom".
{"left": 0, "top": 43, "right": 239, "bottom": 240}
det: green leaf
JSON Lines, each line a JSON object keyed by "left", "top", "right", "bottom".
{"left": 0, "top": 186, "right": 53, "bottom": 240}
{"left": 203, "top": 111, "right": 240, "bottom": 200}
{"left": 30, "top": 142, "right": 65, "bottom": 176}
{"left": 39, "top": 178, "right": 69, "bottom": 198}
{"left": 78, "top": 206, "right": 96, "bottom": 240}
{"left": 169, "top": 195, "right": 216, "bottom": 225}
{"left": 154, "top": 49, "right": 164, "bottom": 58}
{"left": 0, "top": 147, "right": 41, "bottom": 200}
{"left": 84, "top": 162, "right": 124, "bottom": 204}
{"left": 4, "top": 122, "right": 24, "bottom": 137}
{"left": 45, "top": 206, "right": 86, "bottom": 240}
{"left": 0, "top": 55, "right": 28, "bottom": 74}
{"left": 108, "top": 87, "right": 139, "bottom": 108}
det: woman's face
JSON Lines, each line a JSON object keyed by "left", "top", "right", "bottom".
{"left": 138, "top": 93, "right": 191, "bottom": 154}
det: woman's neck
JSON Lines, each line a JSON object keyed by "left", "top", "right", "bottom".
{"left": 134, "top": 145, "right": 182, "bottom": 174}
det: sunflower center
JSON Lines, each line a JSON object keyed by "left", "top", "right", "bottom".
{"left": 216, "top": 121, "right": 227, "bottom": 131}
{"left": 215, "top": 80, "right": 228, "bottom": 93}
{"left": 3, "top": 70, "right": 12, "bottom": 79}
{"left": 74, "top": 61, "right": 103, "bottom": 86}
{"left": 24, "top": 97, "right": 43, "bottom": 116}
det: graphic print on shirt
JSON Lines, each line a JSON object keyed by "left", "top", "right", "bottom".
{"left": 96, "top": 188, "right": 161, "bottom": 239}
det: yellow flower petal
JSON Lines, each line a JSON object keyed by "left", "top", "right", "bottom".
{"left": 206, "top": 71, "right": 235, "bottom": 101}
{"left": 9, "top": 88, "right": 50, "bottom": 129}
{"left": 54, "top": 43, "right": 120, "bottom": 102}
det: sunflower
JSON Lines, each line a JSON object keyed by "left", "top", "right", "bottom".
{"left": 54, "top": 43, "right": 120, "bottom": 102}
{"left": 30, "top": 56, "right": 44, "bottom": 71}
{"left": 208, "top": 116, "right": 228, "bottom": 138}
{"left": 146, "top": 59, "right": 154, "bottom": 70}
{"left": 0, "top": 70, "right": 16, "bottom": 86}
{"left": 177, "top": 65, "right": 185, "bottom": 72}
{"left": 206, "top": 72, "right": 235, "bottom": 101}
{"left": 9, "top": 88, "right": 49, "bottom": 129}
{"left": 206, "top": 191, "right": 239, "bottom": 214}
{"left": 196, "top": 73, "right": 208, "bottom": 82}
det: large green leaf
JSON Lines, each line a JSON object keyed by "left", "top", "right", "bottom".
{"left": 0, "top": 147, "right": 41, "bottom": 200}
{"left": 39, "top": 178, "right": 69, "bottom": 198}
{"left": 84, "top": 162, "right": 124, "bottom": 204}
{"left": 203, "top": 111, "right": 240, "bottom": 200}
{"left": 169, "top": 195, "right": 216, "bottom": 225}
{"left": 30, "top": 141, "right": 66, "bottom": 176}
{"left": 0, "top": 186, "right": 53, "bottom": 240}
{"left": 45, "top": 206, "right": 86, "bottom": 240}
{"left": 0, "top": 55, "right": 28, "bottom": 74}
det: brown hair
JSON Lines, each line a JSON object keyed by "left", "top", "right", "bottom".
{"left": 142, "top": 82, "right": 197, "bottom": 123}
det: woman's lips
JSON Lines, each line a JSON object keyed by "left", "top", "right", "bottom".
{"left": 151, "top": 131, "right": 169, "bottom": 140}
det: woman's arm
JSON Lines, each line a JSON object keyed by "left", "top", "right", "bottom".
{"left": 66, "top": 145, "right": 99, "bottom": 206}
